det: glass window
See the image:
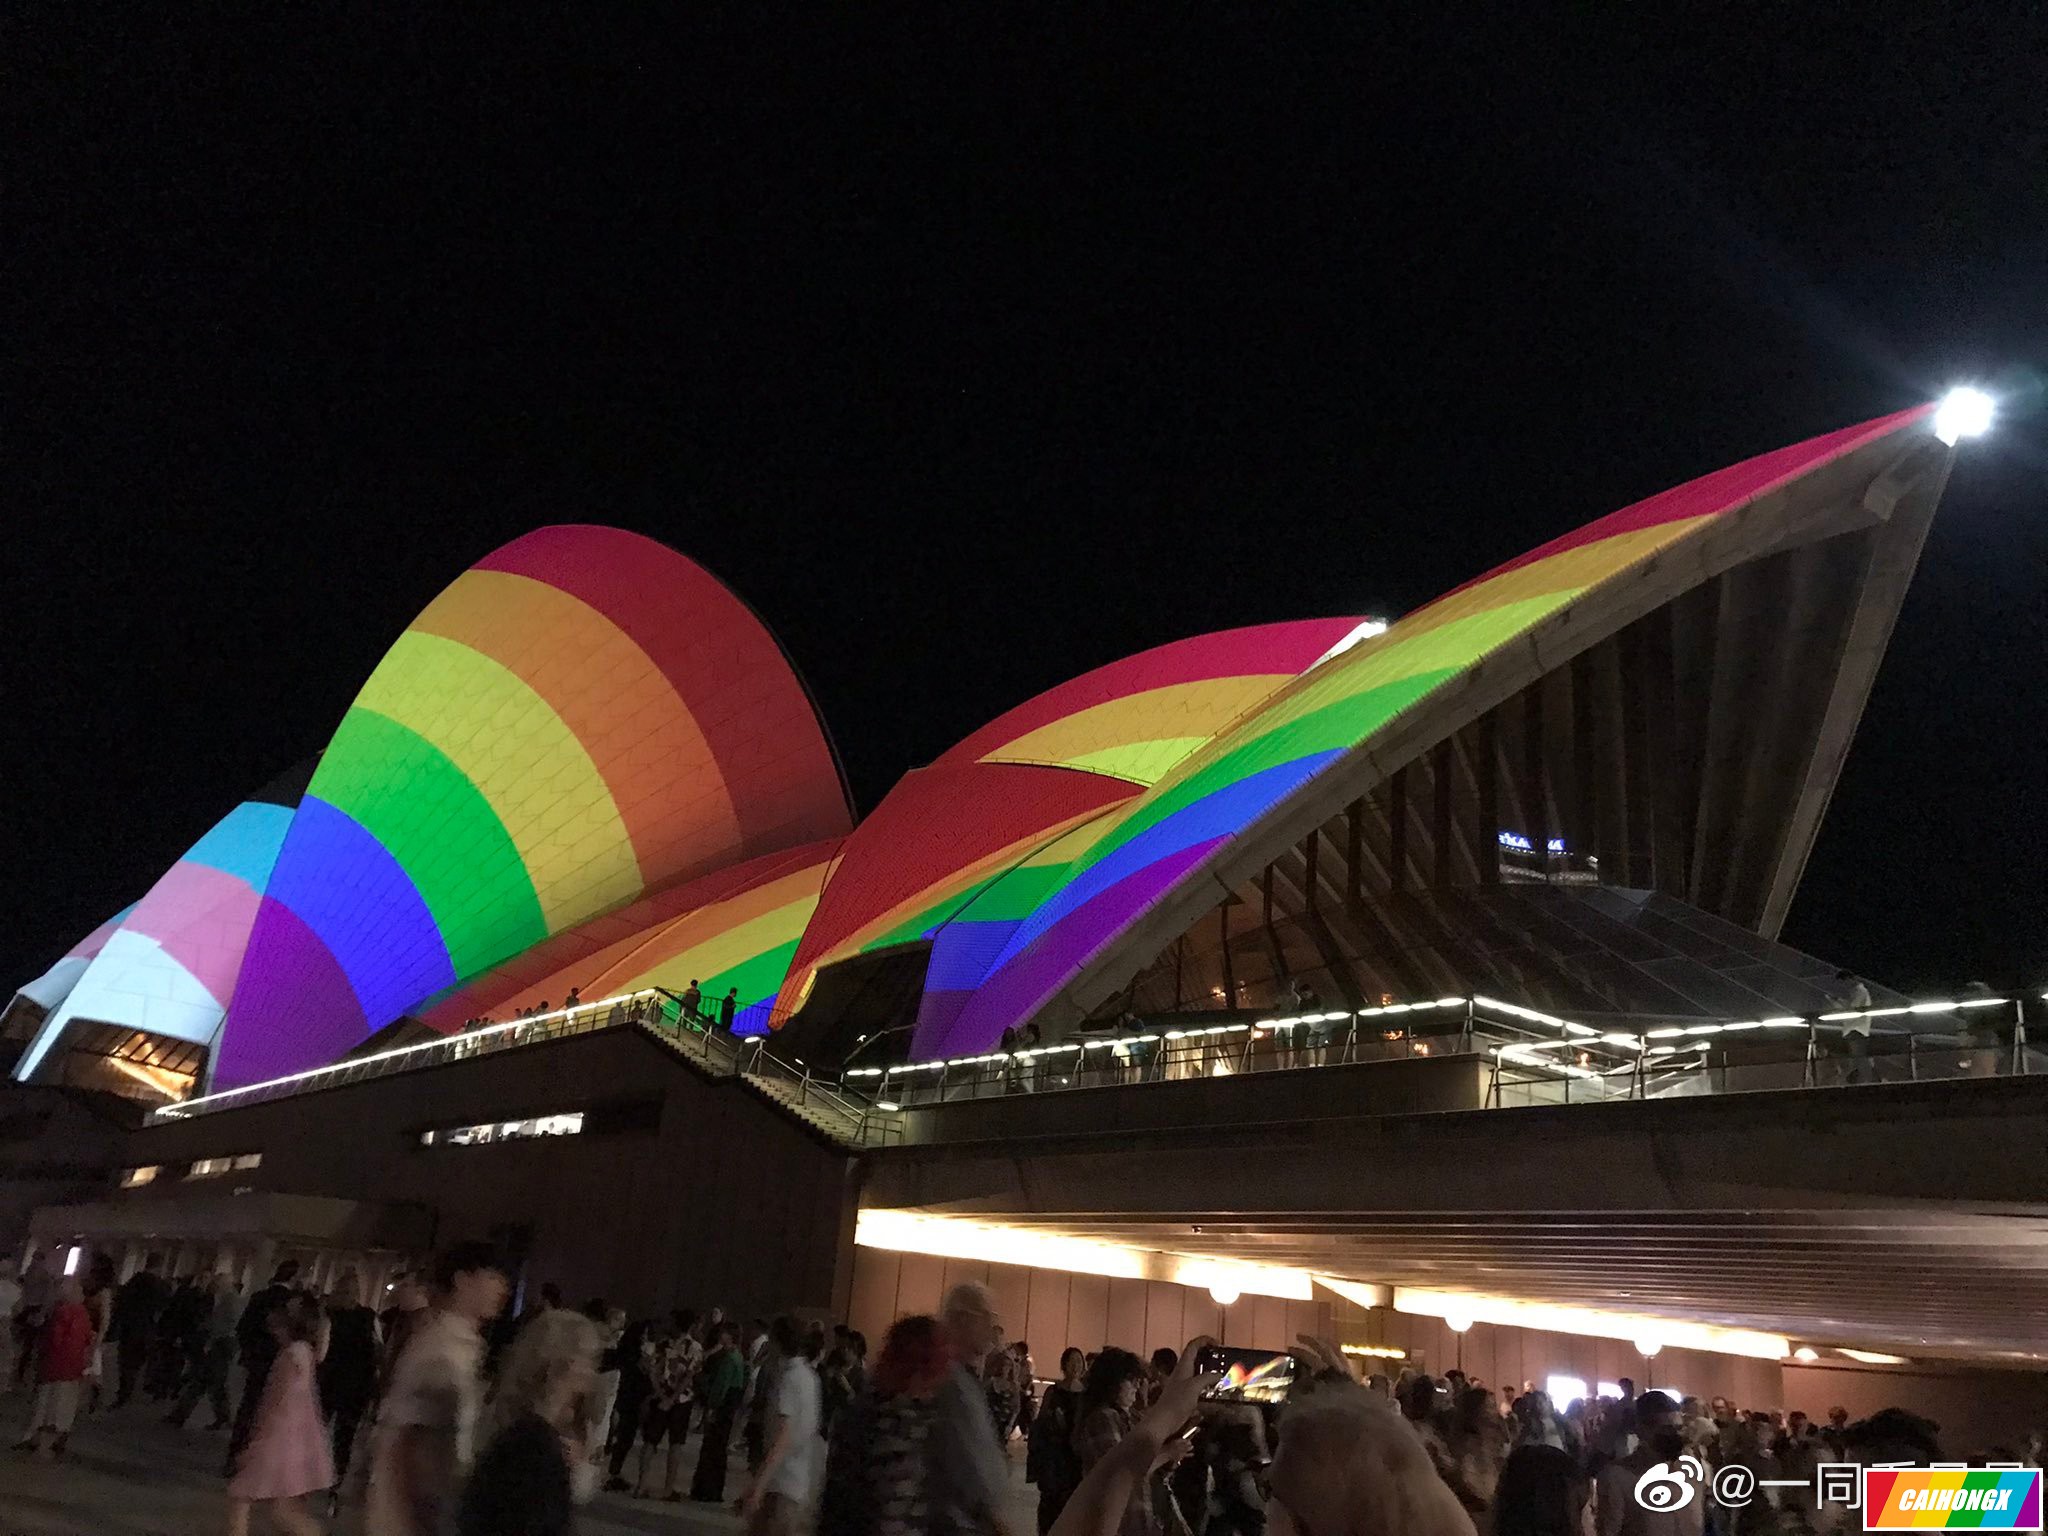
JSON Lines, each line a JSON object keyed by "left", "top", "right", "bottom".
{"left": 118, "top": 1165, "right": 160, "bottom": 1188}
{"left": 187, "top": 1153, "right": 258, "bottom": 1179}
{"left": 420, "top": 1111, "right": 584, "bottom": 1148}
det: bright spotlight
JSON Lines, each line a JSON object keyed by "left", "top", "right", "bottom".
{"left": 1445, "top": 1313, "right": 1474, "bottom": 1334}
{"left": 1934, "top": 386, "right": 1995, "bottom": 446}
{"left": 1208, "top": 1284, "right": 1241, "bottom": 1306}
{"left": 1633, "top": 1336, "right": 1663, "bottom": 1358}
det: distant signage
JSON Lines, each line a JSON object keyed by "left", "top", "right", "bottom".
{"left": 1497, "top": 831, "right": 1567, "bottom": 854}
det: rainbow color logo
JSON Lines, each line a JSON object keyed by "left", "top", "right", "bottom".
{"left": 1864, "top": 1467, "right": 2042, "bottom": 1529}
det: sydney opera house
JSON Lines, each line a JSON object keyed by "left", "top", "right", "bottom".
{"left": 8, "top": 397, "right": 2044, "bottom": 1438}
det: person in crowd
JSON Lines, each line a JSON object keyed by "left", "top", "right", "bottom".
{"left": 719, "top": 986, "right": 741, "bottom": 1031}
{"left": 1841, "top": 1405, "right": 1944, "bottom": 1466}
{"left": 986, "top": 1339, "right": 1024, "bottom": 1441}
{"left": 80, "top": 1252, "right": 117, "bottom": 1414}
{"left": 1267, "top": 1347, "right": 1475, "bottom": 1536}
{"left": 1509, "top": 1391, "right": 1570, "bottom": 1453}
{"left": 740, "top": 1316, "right": 780, "bottom": 1474}
{"left": 1146, "top": 1348, "right": 1180, "bottom": 1408}
{"left": 581, "top": 1300, "right": 626, "bottom": 1481}
{"left": 637, "top": 1310, "right": 704, "bottom": 1500}
{"left": 458, "top": 1307, "right": 601, "bottom": 1536}
{"left": 690, "top": 1319, "right": 749, "bottom": 1502}
{"left": 1013, "top": 1340, "right": 1038, "bottom": 1437}
{"left": 226, "top": 1292, "right": 333, "bottom": 1536}
{"left": 1490, "top": 1443, "right": 1587, "bottom": 1536}
{"left": 229, "top": 1259, "right": 302, "bottom": 1468}
{"left": 601, "top": 1317, "right": 654, "bottom": 1491}
{"left": 1193, "top": 1403, "right": 1270, "bottom": 1536}
{"left": 1440, "top": 1383, "right": 1514, "bottom": 1519}
{"left": 110, "top": 1251, "right": 171, "bottom": 1407}
{"left": 1030, "top": 1347, "right": 1092, "bottom": 1534}
{"left": 1075, "top": 1346, "right": 1187, "bottom": 1536}
{"left": 378, "top": 1269, "right": 432, "bottom": 1399}
{"left": 1594, "top": 1391, "right": 1701, "bottom": 1536}
{"left": 927, "top": 1281, "right": 1021, "bottom": 1536}
{"left": 12, "top": 1275, "right": 93, "bottom": 1459}
{"left": 169, "top": 1272, "right": 242, "bottom": 1431}
{"left": 0, "top": 1259, "right": 18, "bottom": 1388}
{"left": 1820, "top": 1404, "right": 1849, "bottom": 1457}
{"left": 821, "top": 1313, "right": 953, "bottom": 1536}
{"left": 148, "top": 1268, "right": 207, "bottom": 1400}
{"left": 320, "top": 1270, "right": 383, "bottom": 1516}
{"left": 819, "top": 1338, "right": 858, "bottom": 1440}
{"left": 741, "top": 1315, "right": 825, "bottom": 1536}
{"left": 680, "top": 979, "right": 703, "bottom": 1023}
{"left": 10, "top": 1252, "right": 53, "bottom": 1390}
{"left": 364, "top": 1241, "right": 510, "bottom": 1536}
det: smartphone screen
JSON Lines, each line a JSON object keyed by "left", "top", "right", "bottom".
{"left": 1195, "top": 1345, "right": 1296, "bottom": 1404}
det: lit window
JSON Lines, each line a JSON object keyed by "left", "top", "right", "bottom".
{"left": 188, "top": 1153, "right": 259, "bottom": 1179}
{"left": 1546, "top": 1374, "right": 1589, "bottom": 1410}
{"left": 420, "top": 1111, "right": 584, "bottom": 1147}
{"left": 119, "top": 1165, "right": 161, "bottom": 1188}
{"left": 1597, "top": 1380, "right": 1623, "bottom": 1400}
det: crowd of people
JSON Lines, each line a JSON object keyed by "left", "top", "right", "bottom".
{"left": 5, "top": 1248, "right": 2042, "bottom": 1536}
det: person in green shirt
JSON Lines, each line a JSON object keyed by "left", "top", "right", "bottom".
{"left": 690, "top": 1323, "right": 748, "bottom": 1501}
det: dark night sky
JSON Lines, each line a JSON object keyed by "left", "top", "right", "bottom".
{"left": 6, "top": 12, "right": 2043, "bottom": 995}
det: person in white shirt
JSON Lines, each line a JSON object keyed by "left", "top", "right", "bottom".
{"left": 740, "top": 1316, "right": 823, "bottom": 1536}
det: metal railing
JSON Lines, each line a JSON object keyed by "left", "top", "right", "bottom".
{"left": 148, "top": 989, "right": 904, "bottom": 1146}
{"left": 1485, "top": 1010, "right": 2042, "bottom": 1108}
{"left": 842, "top": 995, "right": 2034, "bottom": 1113}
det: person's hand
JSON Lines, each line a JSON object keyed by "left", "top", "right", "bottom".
{"left": 1136, "top": 1335, "right": 1219, "bottom": 1446}
{"left": 1150, "top": 1430, "right": 1196, "bottom": 1473}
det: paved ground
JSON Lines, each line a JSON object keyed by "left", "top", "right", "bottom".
{"left": 0, "top": 1387, "right": 1038, "bottom": 1536}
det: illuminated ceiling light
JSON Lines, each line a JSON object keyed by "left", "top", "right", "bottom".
{"left": 1340, "top": 1343, "right": 1408, "bottom": 1360}
{"left": 1634, "top": 1336, "right": 1663, "bottom": 1358}
{"left": 1170, "top": 1258, "right": 1313, "bottom": 1302}
{"left": 856, "top": 1211, "right": 1314, "bottom": 1300}
{"left": 1838, "top": 1348, "right": 1910, "bottom": 1365}
{"left": 1793, "top": 1347, "right": 1820, "bottom": 1362}
{"left": 1393, "top": 1288, "right": 1789, "bottom": 1361}
{"left": 1445, "top": 1314, "right": 1474, "bottom": 1334}
{"left": 1934, "top": 386, "right": 1995, "bottom": 446}
{"left": 857, "top": 1210, "right": 1147, "bottom": 1279}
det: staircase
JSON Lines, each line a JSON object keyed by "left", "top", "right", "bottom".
{"left": 634, "top": 1018, "right": 896, "bottom": 1148}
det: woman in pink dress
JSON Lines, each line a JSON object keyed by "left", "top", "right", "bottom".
{"left": 227, "top": 1292, "right": 333, "bottom": 1536}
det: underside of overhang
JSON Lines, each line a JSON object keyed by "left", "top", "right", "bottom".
{"left": 912, "top": 1206, "right": 2048, "bottom": 1364}
{"left": 861, "top": 1072, "right": 2048, "bottom": 1364}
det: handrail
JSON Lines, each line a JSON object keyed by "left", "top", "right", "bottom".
{"left": 839, "top": 994, "right": 2032, "bottom": 1112}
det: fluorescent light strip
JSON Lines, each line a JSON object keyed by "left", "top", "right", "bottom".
{"left": 1393, "top": 1288, "right": 1789, "bottom": 1361}
{"left": 160, "top": 989, "right": 657, "bottom": 1117}
{"left": 855, "top": 1210, "right": 1312, "bottom": 1299}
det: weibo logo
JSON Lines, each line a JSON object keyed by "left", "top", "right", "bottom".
{"left": 1634, "top": 1457, "right": 1706, "bottom": 1512}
